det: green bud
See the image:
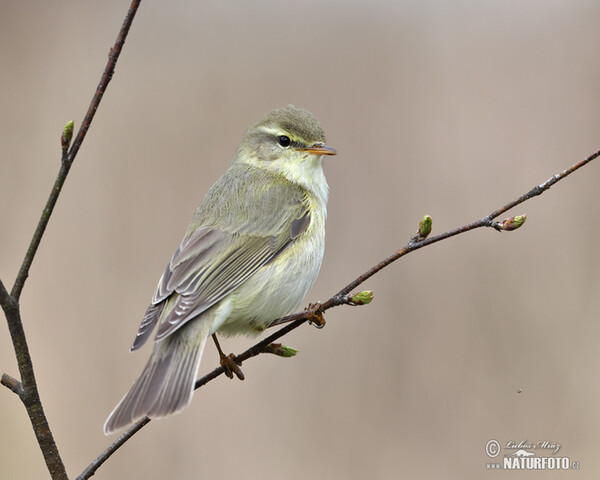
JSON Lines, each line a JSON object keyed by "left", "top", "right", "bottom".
{"left": 499, "top": 214, "right": 527, "bottom": 231}
{"left": 419, "top": 215, "right": 433, "bottom": 238}
{"left": 61, "top": 120, "right": 74, "bottom": 150}
{"left": 279, "top": 344, "right": 298, "bottom": 357}
{"left": 263, "top": 343, "right": 298, "bottom": 357}
{"left": 350, "top": 290, "right": 374, "bottom": 305}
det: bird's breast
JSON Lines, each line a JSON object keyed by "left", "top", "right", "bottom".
{"left": 217, "top": 201, "right": 326, "bottom": 337}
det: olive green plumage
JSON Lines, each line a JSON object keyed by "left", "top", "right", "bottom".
{"left": 104, "top": 105, "right": 336, "bottom": 434}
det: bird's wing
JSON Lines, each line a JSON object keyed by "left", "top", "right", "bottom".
{"left": 131, "top": 166, "right": 310, "bottom": 350}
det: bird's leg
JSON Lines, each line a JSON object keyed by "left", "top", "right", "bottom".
{"left": 305, "top": 302, "right": 325, "bottom": 329}
{"left": 212, "top": 333, "right": 245, "bottom": 380}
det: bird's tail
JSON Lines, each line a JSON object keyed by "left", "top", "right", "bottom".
{"left": 104, "top": 324, "right": 210, "bottom": 435}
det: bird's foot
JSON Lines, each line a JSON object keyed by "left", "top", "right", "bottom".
{"left": 220, "top": 353, "right": 245, "bottom": 380}
{"left": 212, "top": 334, "right": 245, "bottom": 380}
{"left": 305, "top": 302, "right": 325, "bottom": 329}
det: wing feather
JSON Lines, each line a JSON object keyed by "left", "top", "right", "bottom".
{"left": 130, "top": 165, "right": 311, "bottom": 349}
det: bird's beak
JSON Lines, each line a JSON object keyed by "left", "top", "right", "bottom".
{"left": 301, "top": 143, "right": 337, "bottom": 156}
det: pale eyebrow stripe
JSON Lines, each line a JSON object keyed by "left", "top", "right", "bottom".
{"left": 259, "top": 126, "right": 284, "bottom": 136}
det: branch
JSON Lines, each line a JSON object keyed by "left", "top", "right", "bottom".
{"left": 11, "top": 0, "right": 141, "bottom": 301}
{"left": 80, "top": 147, "right": 600, "bottom": 477}
{"left": 0, "top": 278, "right": 68, "bottom": 479}
{"left": 76, "top": 418, "right": 151, "bottom": 480}
{"left": 1, "top": 1, "right": 142, "bottom": 479}
{"left": 1, "top": 373, "right": 24, "bottom": 396}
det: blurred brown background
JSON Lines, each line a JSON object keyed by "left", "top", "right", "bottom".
{"left": 2, "top": 1, "right": 600, "bottom": 479}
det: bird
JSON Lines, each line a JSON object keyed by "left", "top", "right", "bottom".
{"left": 104, "top": 105, "right": 336, "bottom": 434}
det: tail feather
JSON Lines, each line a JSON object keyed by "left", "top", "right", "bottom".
{"left": 104, "top": 326, "right": 210, "bottom": 435}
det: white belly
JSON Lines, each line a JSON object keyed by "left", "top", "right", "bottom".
{"left": 216, "top": 210, "right": 325, "bottom": 337}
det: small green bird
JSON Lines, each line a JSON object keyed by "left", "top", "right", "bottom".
{"left": 104, "top": 105, "right": 336, "bottom": 434}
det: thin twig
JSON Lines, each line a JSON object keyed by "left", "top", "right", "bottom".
{"left": 329, "top": 147, "right": 600, "bottom": 300}
{"left": 82, "top": 148, "right": 600, "bottom": 476}
{"left": 0, "top": 278, "right": 11, "bottom": 308}
{"left": 1, "top": 373, "right": 24, "bottom": 396}
{"left": 11, "top": 0, "right": 141, "bottom": 301}
{"left": 78, "top": 317, "right": 308, "bottom": 479}
{"left": 0, "top": 285, "right": 68, "bottom": 479}
{"left": 1, "top": 1, "right": 143, "bottom": 479}
{"left": 76, "top": 418, "right": 150, "bottom": 480}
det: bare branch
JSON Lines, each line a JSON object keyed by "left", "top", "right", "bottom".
{"left": 1, "top": 373, "right": 23, "bottom": 396}
{"left": 76, "top": 418, "right": 150, "bottom": 480}
{"left": 11, "top": 0, "right": 142, "bottom": 301}
{"left": 0, "top": 287, "right": 68, "bottom": 479}
{"left": 83, "top": 147, "right": 600, "bottom": 475}
{"left": 0, "top": 277, "right": 11, "bottom": 310}
{"left": 1, "top": 1, "right": 143, "bottom": 479}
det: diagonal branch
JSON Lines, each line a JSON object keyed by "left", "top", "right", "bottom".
{"left": 0, "top": 278, "right": 68, "bottom": 479}
{"left": 79, "top": 147, "right": 600, "bottom": 478}
{"left": 1, "top": 1, "right": 143, "bottom": 479}
{"left": 10, "top": 0, "right": 142, "bottom": 301}
{"left": 308, "top": 147, "right": 600, "bottom": 302}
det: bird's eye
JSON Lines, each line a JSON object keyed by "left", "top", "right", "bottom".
{"left": 278, "top": 135, "right": 291, "bottom": 147}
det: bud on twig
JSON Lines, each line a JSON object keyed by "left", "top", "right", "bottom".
{"left": 262, "top": 343, "right": 298, "bottom": 357}
{"left": 350, "top": 290, "right": 374, "bottom": 305}
{"left": 61, "top": 120, "right": 74, "bottom": 152}
{"left": 498, "top": 214, "right": 527, "bottom": 231}
{"left": 419, "top": 215, "right": 433, "bottom": 238}
{"left": 411, "top": 215, "right": 433, "bottom": 242}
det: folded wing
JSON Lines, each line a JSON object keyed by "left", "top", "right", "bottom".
{"left": 130, "top": 166, "right": 310, "bottom": 350}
